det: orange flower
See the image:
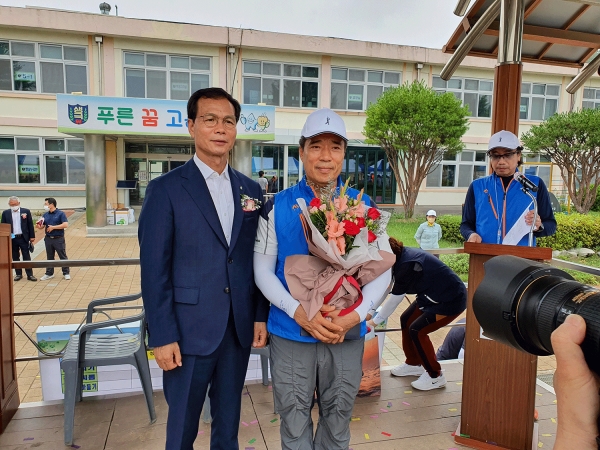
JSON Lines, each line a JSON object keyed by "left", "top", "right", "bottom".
{"left": 334, "top": 195, "right": 348, "bottom": 213}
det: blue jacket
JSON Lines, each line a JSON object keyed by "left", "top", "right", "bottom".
{"left": 138, "top": 159, "right": 269, "bottom": 354}
{"left": 460, "top": 172, "right": 556, "bottom": 246}
{"left": 267, "top": 177, "right": 372, "bottom": 343}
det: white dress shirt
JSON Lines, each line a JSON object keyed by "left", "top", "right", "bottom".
{"left": 194, "top": 154, "right": 234, "bottom": 245}
{"left": 12, "top": 208, "right": 23, "bottom": 235}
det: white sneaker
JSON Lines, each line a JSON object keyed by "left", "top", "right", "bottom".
{"left": 391, "top": 363, "right": 425, "bottom": 377}
{"left": 411, "top": 371, "right": 447, "bottom": 391}
{"left": 40, "top": 274, "right": 54, "bottom": 281}
{"left": 64, "top": 274, "right": 71, "bottom": 280}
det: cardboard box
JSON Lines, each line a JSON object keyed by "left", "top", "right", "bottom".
{"left": 106, "top": 210, "right": 115, "bottom": 225}
{"left": 114, "top": 210, "right": 129, "bottom": 226}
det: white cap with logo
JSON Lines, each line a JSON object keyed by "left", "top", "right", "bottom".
{"left": 301, "top": 108, "right": 347, "bottom": 141}
{"left": 488, "top": 130, "right": 523, "bottom": 153}
{"left": 426, "top": 210, "right": 437, "bottom": 216}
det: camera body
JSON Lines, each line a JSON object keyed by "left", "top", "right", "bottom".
{"left": 474, "top": 255, "right": 600, "bottom": 376}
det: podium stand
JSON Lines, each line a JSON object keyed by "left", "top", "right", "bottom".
{"left": 0, "top": 223, "right": 19, "bottom": 433}
{"left": 455, "top": 242, "right": 552, "bottom": 450}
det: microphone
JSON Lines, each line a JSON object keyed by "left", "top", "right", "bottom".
{"left": 513, "top": 172, "right": 538, "bottom": 192}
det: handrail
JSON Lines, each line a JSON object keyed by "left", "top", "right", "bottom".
{"left": 12, "top": 258, "right": 139, "bottom": 269}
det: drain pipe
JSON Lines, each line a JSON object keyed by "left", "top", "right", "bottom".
{"left": 94, "top": 36, "right": 103, "bottom": 96}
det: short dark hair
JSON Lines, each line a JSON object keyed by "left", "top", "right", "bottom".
{"left": 45, "top": 197, "right": 57, "bottom": 207}
{"left": 187, "top": 87, "right": 241, "bottom": 122}
{"left": 299, "top": 135, "right": 347, "bottom": 150}
{"left": 259, "top": 171, "right": 264, "bottom": 177}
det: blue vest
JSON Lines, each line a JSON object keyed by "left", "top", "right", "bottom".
{"left": 473, "top": 172, "right": 541, "bottom": 246}
{"left": 269, "top": 177, "right": 372, "bottom": 342}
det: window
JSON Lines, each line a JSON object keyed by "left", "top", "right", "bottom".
{"left": 0, "top": 40, "right": 88, "bottom": 94}
{"left": 0, "top": 136, "right": 85, "bottom": 185}
{"left": 522, "top": 153, "right": 552, "bottom": 187}
{"left": 433, "top": 76, "right": 493, "bottom": 118}
{"left": 583, "top": 88, "right": 600, "bottom": 110}
{"left": 124, "top": 52, "right": 211, "bottom": 100}
{"left": 426, "top": 150, "right": 488, "bottom": 188}
{"left": 520, "top": 83, "right": 560, "bottom": 121}
{"left": 331, "top": 67, "right": 401, "bottom": 111}
{"left": 243, "top": 61, "right": 319, "bottom": 108}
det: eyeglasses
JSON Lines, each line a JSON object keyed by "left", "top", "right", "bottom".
{"left": 489, "top": 152, "right": 517, "bottom": 161}
{"left": 196, "top": 114, "right": 237, "bottom": 129}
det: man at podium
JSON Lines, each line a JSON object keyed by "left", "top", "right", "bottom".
{"left": 460, "top": 130, "right": 556, "bottom": 246}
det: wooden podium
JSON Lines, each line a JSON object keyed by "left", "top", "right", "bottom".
{"left": 455, "top": 242, "right": 552, "bottom": 450}
{"left": 0, "top": 223, "right": 19, "bottom": 433}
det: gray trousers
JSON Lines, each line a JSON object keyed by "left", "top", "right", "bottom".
{"left": 270, "top": 334, "right": 365, "bottom": 450}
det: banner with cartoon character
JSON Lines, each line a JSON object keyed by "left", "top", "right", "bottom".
{"left": 237, "top": 105, "right": 275, "bottom": 140}
{"left": 57, "top": 94, "right": 275, "bottom": 141}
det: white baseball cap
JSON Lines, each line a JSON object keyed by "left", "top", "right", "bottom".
{"left": 426, "top": 210, "right": 437, "bottom": 216}
{"left": 488, "top": 130, "right": 523, "bottom": 153}
{"left": 301, "top": 108, "right": 347, "bottom": 141}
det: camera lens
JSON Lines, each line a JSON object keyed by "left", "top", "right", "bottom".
{"left": 473, "top": 255, "right": 600, "bottom": 375}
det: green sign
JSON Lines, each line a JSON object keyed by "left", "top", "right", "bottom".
{"left": 19, "top": 165, "right": 40, "bottom": 175}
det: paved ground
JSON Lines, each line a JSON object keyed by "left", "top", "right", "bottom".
{"left": 11, "top": 212, "right": 556, "bottom": 404}
{"left": 0, "top": 362, "right": 559, "bottom": 450}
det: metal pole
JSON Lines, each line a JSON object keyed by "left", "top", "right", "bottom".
{"left": 498, "top": 0, "right": 525, "bottom": 64}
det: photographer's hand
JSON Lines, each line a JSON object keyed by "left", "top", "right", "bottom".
{"left": 551, "top": 314, "right": 599, "bottom": 450}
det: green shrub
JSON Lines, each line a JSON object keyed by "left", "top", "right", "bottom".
{"left": 591, "top": 186, "right": 600, "bottom": 212}
{"left": 436, "top": 215, "right": 463, "bottom": 244}
{"left": 537, "top": 213, "right": 600, "bottom": 250}
{"left": 563, "top": 269, "right": 600, "bottom": 285}
{"left": 440, "top": 253, "right": 469, "bottom": 276}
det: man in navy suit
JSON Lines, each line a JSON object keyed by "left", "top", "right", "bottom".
{"left": 139, "top": 87, "right": 269, "bottom": 450}
{"left": 1, "top": 196, "right": 37, "bottom": 281}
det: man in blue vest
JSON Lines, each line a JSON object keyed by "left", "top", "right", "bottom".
{"left": 460, "top": 130, "right": 556, "bottom": 246}
{"left": 254, "top": 108, "right": 392, "bottom": 450}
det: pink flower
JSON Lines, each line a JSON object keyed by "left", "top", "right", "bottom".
{"left": 335, "top": 236, "right": 346, "bottom": 255}
{"left": 334, "top": 196, "right": 348, "bottom": 213}
{"left": 350, "top": 203, "right": 365, "bottom": 218}
{"left": 21, "top": 213, "right": 27, "bottom": 219}
{"left": 244, "top": 199, "right": 255, "bottom": 211}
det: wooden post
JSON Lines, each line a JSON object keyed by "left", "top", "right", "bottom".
{"left": 0, "top": 223, "right": 19, "bottom": 433}
{"left": 491, "top": 63, "right": 522, "bottom": 134}
{"left": 456, "top": 242, "right": 551, "bottom": 450}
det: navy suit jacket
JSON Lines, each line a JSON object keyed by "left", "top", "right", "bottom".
{"left": 1, "top": 207, "right": 35, "bottom": 241}
{"left": 138, "top": 159, "right": 269, "bottom": 355}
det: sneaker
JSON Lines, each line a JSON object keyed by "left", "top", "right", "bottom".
{"left": 64, "top": 274, "right": 71, "bottom": 280}
{"left": 40, "top": 274, "right": 54, "bottom": 281}
{"left": 391, "top": 363, "right": 425, "bottom": 377}
{"left": 411, "top": 371, "right": 447, "bottom": 391}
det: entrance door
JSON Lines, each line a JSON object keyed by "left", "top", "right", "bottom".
{"left": 126, "top": 157, "right": 189, "bottom": 205}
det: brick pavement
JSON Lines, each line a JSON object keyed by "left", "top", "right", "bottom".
{"left": 11, "top": 212, "right": 556, "bottom": 402}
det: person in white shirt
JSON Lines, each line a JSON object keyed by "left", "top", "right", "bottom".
{"left": 1, "top": 196, "right": 37, "bottom": 281}
{"left": 257, "top": 170, "right": 268, "bottom": 194}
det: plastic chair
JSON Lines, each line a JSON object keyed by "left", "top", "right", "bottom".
{"left": 60, "top": 293, "right": 156, "bottom": 445}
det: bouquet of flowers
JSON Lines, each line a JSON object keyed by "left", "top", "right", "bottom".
{"left": 284, "top": 180, "right": 395, "bottom": 321}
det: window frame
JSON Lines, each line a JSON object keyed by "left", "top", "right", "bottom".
{"left": 0, "top": 136, "right": 85, "bottom": 186}
{"left": 123, "top": 51, "right": 212, "bottom": 100}
{"left": 582, "top": 87, "right": 600, "bottom": 110}
{"left": 330, "top": 66, "right": 402, "bottom": 111}
{"left": 426, "top": 149, "right": 489, "bottom": 188}
{"left": 0, "top": 40, "right": 88, "bottom": 94}
{"left": 520, "top": 82, "right": 560, "bottom": 121}
{"left": 242, "top": 60, "right": 320, "bottom": 109}
{"left": 432, "top": 76, "right": 493, "bottom": 119}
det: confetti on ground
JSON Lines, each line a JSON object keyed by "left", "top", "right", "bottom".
{"left": 456, "top": 382, "right": 463, "bottom": 385}
{"left": 459, "top": 433, "right": 470, "bottom": 438}
{"left": 350, "top": 417, "right": 360, "bottom": 421}
{"left": 451, "top": 432, "right": 456, "bottom": 437}
{"left": 370, "top": 415, "right": 379, "bottom": 418}
{"left": 542, "top": 434, "right": 552, "bottom": 437}
{"left": 402, "top": 401, "right": 410, "bottom": 406}
{"left": 448, "top": 408, "right": 458, "bottom": 412}
{"left": 245, "top": 447, "right": 255, "bottom": 450}
{"left": 364, "top": 433, "right": 370, "bottom": 440}
{"left": 270, "top": 418, "right": 278, "bottom": 423}
{"left": 538, "top": 443, "right": 543, "bottom": 448}
{"left": 553, "top": 400, "right": 557, "bottom": 404}
{"left": 404, "top": 390, "right": 412, "bottom": 394}
{"left": 486, "top": 441, "right": 497, "bottom": 446}
{"left": 243, "top": 392, "right": 249, "bottom": 396}
{"left": 448, "top": 448, "right": 459, "bottom": 450}
{"left": 23, "top": 438, "right": 34, "bottom": 441}
{"left": 380, "top": 408, "right": 388, "bottom": 413}
{"left": 387, "top": 401, "right": 392, "bottom": 407}
{"left": 551, "top": 418, "right": 556, "bottom": 423}
{"left": 250, "top": 420, "right": 258, "bottom": 424}
{"left": 242, "top": 421, "right": 249, "bottom": 426}
{"left": 248, "top": 438, "right": 256, "bottom": 444}
{"left": 381, "top": 432, "right": 391, "bottom": 437}
{"left": 198, "top": 431, "right": 204, "bottom": 435}
{"left": 536, "top": 392, "right": 543, "bottom": 396}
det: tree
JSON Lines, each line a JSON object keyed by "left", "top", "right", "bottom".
{"left": 363, "top": 81, "right": 469, "bottom": 218}
{"left": 521, "top": 108, "right": 600, "bottom": 214}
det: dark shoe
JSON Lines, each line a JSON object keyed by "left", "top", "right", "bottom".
{"left": 13, "top": 275, "right": 22, "bottom": 281}
{"left": 27, "top": 276, "right": 37, "bottom": 281}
